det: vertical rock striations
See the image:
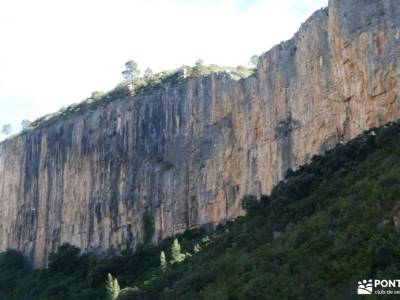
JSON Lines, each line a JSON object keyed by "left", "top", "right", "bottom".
{"left": 0, "top": 0, "right": 399, "bottom": 267}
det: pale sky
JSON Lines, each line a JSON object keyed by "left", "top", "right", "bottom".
{"left": 0, "top": 0, "right": 327, "bottom": 140}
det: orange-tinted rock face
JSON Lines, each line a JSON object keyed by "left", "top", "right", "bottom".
{"left": 0, "top": 0, "right": 399, "bottom": 267}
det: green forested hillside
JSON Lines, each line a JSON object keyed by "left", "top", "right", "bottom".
{"left": 2, "top": 121, "right": 400, "bottom": 300}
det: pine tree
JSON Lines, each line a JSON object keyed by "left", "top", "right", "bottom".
{"left": 194, "top": 243, "right": 201, "bottom": 253}
{"left": 171, "top": 239, "right": 180, "bottom": 261}
{"left": 160, "top": 251, "right": 167, "bottom": 271}
{"left": 122, "top": 60, "right": 140, "bottom": 81}
{"left": 1, "top": 124, "right": 11, "bottom": 136}
{"left": 144, "top": 68, "right": 154, "bottom": 79}
{"left": 105, "top": 273, "right": 120, "bottom": 300}
{"left": 21, "top": 119, "right": 32, "bottom": 130}
{"left": 249, "top": 55, "right": 259, "bottom": 67}
{"left": 171, "top": 238, "right": 185, "bottom": 264}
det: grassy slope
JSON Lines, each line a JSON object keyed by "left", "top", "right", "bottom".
{"left": 1, "top": 121, "right": 400, "bottom": 300}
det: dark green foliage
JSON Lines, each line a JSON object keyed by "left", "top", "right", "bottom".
{"left": 0, "top": 249, "right": 27, "bottom": 270}
{"left": 172, "top": 271, "right": 216, "bottom": 295}
{"left": 48, "top": 243, "right": 81, "bottom": 274}
{"left": 0, "top": 250, "right": 29, "bottom": 297}
{"left": 117, "top": 287, "right": 145, "bottom": 300}
{"left": 375, "top": 122, "right": 400, "bottom": 147}
{"left": 88, "top": 265, "right": 109, "bottom": 287}
{"left": 143, "top": 209, "right": 155, "bottom": 244}
{"left": 2, "top": 121, "right": 400, "bottom": 299}
{"left": 240, "top": 195, "right": 259, "bottom": 214}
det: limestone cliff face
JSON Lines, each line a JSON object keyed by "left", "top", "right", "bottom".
{"left": 1, "top": 0, "right": 399, "bottom": 267}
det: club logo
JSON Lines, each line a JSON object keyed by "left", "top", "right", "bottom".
{"left": 358, "top": 279, "right": 373, "bottom": 295}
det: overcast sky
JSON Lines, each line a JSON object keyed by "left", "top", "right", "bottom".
{"left": 0, "top": 0, "right": 327, "bottom": 140}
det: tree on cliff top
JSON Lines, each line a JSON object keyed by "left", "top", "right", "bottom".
{"left": 1, "top": 124, "right": 11, "bottom": 136}
{"left": 249, "top": 55, "right": 258, "bottom": 67}
{"left": 21, "top": 119, "right": 31, "bottom": 130}
{"left": 144, "top": 68, "right": 154, "bottom": 80}
{"left": 191, "top": 59, "right": 206, "bottom": 76}
{"left": 122, "top": 60, "right": 140, "bottom": 81}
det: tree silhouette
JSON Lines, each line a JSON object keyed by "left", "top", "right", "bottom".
{"left": 1, "top": 124, "right": 12, "bottom": 136}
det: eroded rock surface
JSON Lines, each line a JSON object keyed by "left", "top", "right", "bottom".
{"left": 0, "top": 0, "right": 399, "bottom": 267}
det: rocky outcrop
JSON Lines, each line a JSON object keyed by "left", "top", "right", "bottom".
{"left": 0, "top": 0, "right": 399, "bottom": 267}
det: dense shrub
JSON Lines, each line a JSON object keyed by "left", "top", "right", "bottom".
{"left": 143, "top": 209, "right": 155, "bottom": 244}
{"left": 117, "top": 287, "right": 145, "bottom": 300}
{"left": 0, "top": 249, "right": 27, "bottom": 270}
{"left": 241, "top": 195, "right": 259, "bottom": 214}
{"left": 48, "top": 243, "right": 81, "bottom": 274}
